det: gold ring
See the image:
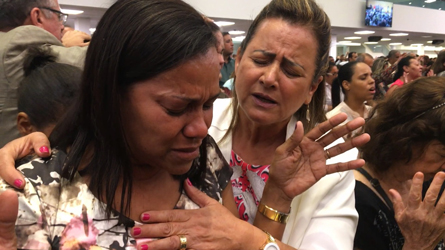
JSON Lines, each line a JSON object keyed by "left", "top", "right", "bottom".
{"left": 179, "top": 235, "right": 187, "bottom": 250}
{"left": 325, "top": 150, "right": 331, "bottom": 159}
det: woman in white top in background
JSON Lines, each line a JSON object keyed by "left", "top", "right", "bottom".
{"left": 327, "top": 61, "right": 375, "bottom": 139}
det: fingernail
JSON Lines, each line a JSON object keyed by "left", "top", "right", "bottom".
{"left": 39, "top": 146, "right": 49, "bottom": 153}
{"left": 186, "top": 178, "right": 192, "bottom": 186}
{"left": 133, "top": 227, "right": 141, "bottom": 236}
{"left": 14, "top": 179, "right": 23, "bottom": 188}
{"left": 142, "top": 213, "right": 150, "bottom": 221}
{"left": 140, "top": 245, "right": 148, "bottom": 250}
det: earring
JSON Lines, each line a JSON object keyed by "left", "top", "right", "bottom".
{"left": 306, "top": 106, "right": 310, "bottom": 122}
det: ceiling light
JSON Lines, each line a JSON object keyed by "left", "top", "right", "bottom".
{"left": 337, "top": 42, "right": 361, "bottom": 46}
{"left": 409, "top": 2, "right": 412, "bottom": 4}
{"left": 214, "top": 21, "right": 235, "bottom": 27}
{"left": 389, "top": 43, "right": 402, "bottom": 45}
{"left": 411, "top": 44, "right": 423, "bottom": 46}
{"left": 338, "top": 41, "right": 352, "bottom": 43}
{"left": 61, "top": 9, "right": 84, "bottom": 15}
{"left": 425, "top": 0, "right": 436, "bottom": 3}
{"left": 354, "top": 30, "right": 375, "bottom": 35}
{"left": 232, "top": 36, "right": 245, "bottom": 42}
{"left": 390, "top": 33, "right": 409, "bottom": 36}
{"left": 364, "top": 42, "right": 378, "bottom": 44}
{"left": 381, "top": 38, "right": 391, "bottom": 41}
{"left": 344, "top": 36, "right": 361, "bottom": 40}
{"left": 422, "top": 35, "right": 432, "bottom": 38}
{"left": 427, "top": 41, "right": 433, "bottom": 43}
{"left": 228, "top": 30, "right": 245, "bottom": 35}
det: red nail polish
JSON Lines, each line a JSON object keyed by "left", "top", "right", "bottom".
{"left": 142, "top": 213, "right": 150, "bottom": 221}
{"left": 141, "top": 245, "right": 148, "bottom": 250}
{"left": 14, "top": 179, "right": 23, "bottom": 188}
{"left": 39, "top": 146, "right": 49, "bottom": 153}
{"left": 186, "top": 178, "right": 192, "bottom": 186}
{"left": 133, "top": 227, "right": 141, "bottom": 236}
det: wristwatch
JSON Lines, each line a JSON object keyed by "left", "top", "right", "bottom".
{"left": 259, "top": 231, "right": 280, "bottom": 250}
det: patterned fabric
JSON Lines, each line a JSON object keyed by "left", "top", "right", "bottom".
{"left": 0, "top": 135, "right": 232, "bottom": 250}
{"left": 230, "top": 151, "right": 269, "bottom": 224}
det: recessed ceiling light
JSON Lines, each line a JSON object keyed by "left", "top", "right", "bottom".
{"left": 381, "top": 38, "right": 391, "bottom": 41}
{"left": 338, "top": 41, "right": 352, "bottom": 43}
{"left": 61, "top": 9, "right": 84, "bottom": 15}
{"left": 232, "top": 36, "right": 246, "bottom": 42}
{"left": 214, "top": 21, "right": 235, "bottom": 27}
{"left": 354, "top": 30, "right": 375, "bottom": 35}
{"left": 427, "top": 41, "right": 433, "bottom": 43}
{"left": 411, "top": 44, "right": 423, "bottom": 46}
{"left": 337, "top": 42, "right": 361, "bottom": 46}
{"left": 409, "top": 2, "right": 412, "bottom": 4}
{"left": 390, "top": 33, "right": 409, "bottom": 36}
{"left": 389, "top": 43, "right": 402, "bottom": 45}
{"left": 364, "top": 42, "right": 378, "bottom": 44}
{"left": 228, "top": 30, "right": 245, "bottom": 35}
{"left": 344, "top": 36, "right": 361, "bottom": 40}
{"left": 422, "top": 35, "right": 432, "bottom": 38}
{"left": 425, "top": 0, "right": 436, "bottom": 3}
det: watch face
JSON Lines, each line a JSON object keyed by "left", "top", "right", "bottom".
{"left": 264, "top": 243, "right": 280, "bottom": 250}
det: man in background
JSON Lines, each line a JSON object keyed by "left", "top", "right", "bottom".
{"left": 219, "top": 32, "right": 234, "bottom": 88}
{"left": 0, "top": 0, "right": 90, "bottom": 147}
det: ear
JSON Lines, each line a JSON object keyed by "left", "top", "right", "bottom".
{"left": 28, "top": 7, "right": 45, "bottom": 28}
{"left": 342, "top": 80, "right": 350, "bottom": 91}
{"left": 17, "top": 112, "right": 37, "bottom": 136}
{"left": 403, "top": 65, "right": 410, "bottom": 73}
{"left": 234, "top": 47, "right": 242, "bottom": 72}
{"left": 304, "top": 76, "right": 323, "bottom": 104}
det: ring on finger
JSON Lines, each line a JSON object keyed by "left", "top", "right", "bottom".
{"left": 178, "top": 235, "right": 187, "bottom": 250}
{"left": 325, "top": 150, "right": 331, "bottom": 159}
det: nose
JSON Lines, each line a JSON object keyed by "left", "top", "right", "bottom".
{"left": 182, "top": 110, "right": 209, "bottom": 141}
{"left": 260, "top": 63, "right": 279, "bottom": 88}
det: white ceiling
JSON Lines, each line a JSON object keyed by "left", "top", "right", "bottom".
{"left": 60, "top": 3, "right": 445, "bottom": 49}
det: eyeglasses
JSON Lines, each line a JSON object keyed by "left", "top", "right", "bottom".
{"left": 40, "top": 7, "right": 68, "bottom": 24}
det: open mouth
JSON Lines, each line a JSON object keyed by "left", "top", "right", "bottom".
{"left": 253, "top": 93, "right": 277, "bottom": 104}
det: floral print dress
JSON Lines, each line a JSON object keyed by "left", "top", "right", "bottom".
{"left": 0, "top": 135, "right": 232, "bottom": 250}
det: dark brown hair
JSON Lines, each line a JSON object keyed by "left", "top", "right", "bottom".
{"left": 361, "top": 77, "right": 445, "bottom": 173}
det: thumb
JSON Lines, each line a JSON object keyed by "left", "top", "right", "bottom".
{"left": 183, "top": 179, "right": 218, "bottom": 208}
{"left": 275, "top": 121, "right": 304, "bottom": 155}
{"left": 0, "top": 190, "right": 18, "bottom": 250}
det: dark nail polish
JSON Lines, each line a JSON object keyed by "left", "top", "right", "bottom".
{"left": 39, "top": 146, "right": 49, "bottom": 153}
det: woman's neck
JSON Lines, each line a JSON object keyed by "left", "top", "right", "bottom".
{"left": 344, "top": 97, "right": 366, "bottom": 117}
{"left": 363, "top": 164, "right": 413, "bottom": 202}
{"left": 231, "top": 111, "right": 289, "bottom": 164}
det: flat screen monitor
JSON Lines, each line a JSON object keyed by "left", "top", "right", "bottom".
{"left": 365, "top": 0, "right": 393, "bottom": 27}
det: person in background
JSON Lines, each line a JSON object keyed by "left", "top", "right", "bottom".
{"left": 329, "top": 55, "right": 335, "bottom": 63}
{"left": 338, "top": 51, "right": 357, "bottom": 66}
{"left": 386, "top": 56, "right": 423, "bottom": 97}
{"left": 16, "top": 46, "right": 81, "bottom": 137}
{"left": 354, "top": 76, "right": 445, "bottom": 250}
{"left": 372, "top": 50, "right": 404, "bottom": 91}
{"left": 0, "top": 0, "right": 371, "bottom": 249}
{"left": 432, "top": 50, "right": 445, "bottom": 76}
{"left": 327, "top": 61, "right": 375, "bottom": 139}
{"left": 219, "top": 31, "right": 235, "bottom": 88}
{"left": 0, "top": 0, "right": 370, "bottom": 250}
{"left": 357, "top": 53, "right": 374, "bottom": 68}
{"left": 324, "top": 62, "right": 339, "bottom": 112}
{"left": 0, "top": 0, "right": 88, "bottom": 147}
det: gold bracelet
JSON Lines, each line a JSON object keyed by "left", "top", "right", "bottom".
{"left": 257, "top": 203, "right": 290, "bottom": 224}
